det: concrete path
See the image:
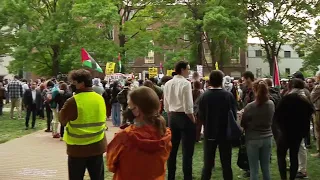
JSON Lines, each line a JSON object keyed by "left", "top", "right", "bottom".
{"left": 0, "top": 121, "right": 118, "bottom": 180}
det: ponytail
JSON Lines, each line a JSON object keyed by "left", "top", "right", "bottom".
{"left": 253, "top": 80, "right": 269, "bottom": 105}
{"left": 148, "top": 114, "right": 167, "bottom": 136}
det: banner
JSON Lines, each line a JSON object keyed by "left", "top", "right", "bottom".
{"left": 166, "top": 69, "right": 174, "bottom": 76}
{"left": 105, "top": 62, "right": 116, "bottom": 75}
{"left": 148, "top": 67, "right": 158, "bottom": 78}
{"left": 196, "top": 65, "right": 203, "bottom": 78}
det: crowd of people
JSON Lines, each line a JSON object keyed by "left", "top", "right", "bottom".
{"left": 1, "top": 61, "right": 320, "bottom": 180}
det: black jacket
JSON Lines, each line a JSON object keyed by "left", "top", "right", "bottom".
{"left": 198, "top": 89, "right": 237, "bottom": 140}
{"left": 269, "top": 87, "right": 281, "bottom": 107}
{"left": 23, "top": 89, "right": 43, "bottom": 110}
{"left": 275, "top": 93, "right": 314, "bottom": 138}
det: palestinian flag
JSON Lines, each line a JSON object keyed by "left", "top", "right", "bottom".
{"left": 273, "top": 56, "right": 280, "bottom": 88}
{"left": 81, "top": 48, "right": 103, "bottom": 73}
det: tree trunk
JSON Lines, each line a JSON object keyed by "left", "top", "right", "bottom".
{"left": 51, "top": 45, "right": 60, "bottom": 76}
{"left": 196, "top": 25, "right": 203, "bottom": 65}
{"left": 268, "top": 57, "right": 274, "bottom": 77}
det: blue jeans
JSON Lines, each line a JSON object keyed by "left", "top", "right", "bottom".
{"left": 246, "top": 137, "right": 272, "bottom": 180}
{"left": 111, "top": 103, "right": 121, "bottom": 126}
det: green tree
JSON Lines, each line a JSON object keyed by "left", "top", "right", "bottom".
{"left": 155, "top": 0, "right": 247, "bottom": 71}
{"left": 1, "top": 0, "right": 118, "bottom": 76}
{"left": 247, "top": 0, "right": 317, "bottom": 75}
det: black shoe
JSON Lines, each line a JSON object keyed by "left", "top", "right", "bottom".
{"left": 296, "top": 172, "right": 308, "bottom": 179}
{"left": 44, "top": 129, "right": 52, "bottom": 132}
{"left": 31, "top": 127, "right": 35, "bottom": 129}
{"left": 25, "top": 127, "right": 29, "bottom": 130}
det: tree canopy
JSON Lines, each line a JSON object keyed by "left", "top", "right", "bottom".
{"left": 247, "top": 0, "right": 318, "bottom": 75}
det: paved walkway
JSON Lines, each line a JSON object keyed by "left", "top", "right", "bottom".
{"left": 0, "top": 121, "right": 118, "bottom": 180}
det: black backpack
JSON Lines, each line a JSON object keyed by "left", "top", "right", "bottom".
{"left": 117, "top": 89, "right": 128, "bottom": 105}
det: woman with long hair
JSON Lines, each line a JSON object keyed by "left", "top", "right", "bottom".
{"left": 107, "top": 87, "right": 172, "bottom": 180}
{"left": 241, "top": 80, "right": 275, "bottom": 180}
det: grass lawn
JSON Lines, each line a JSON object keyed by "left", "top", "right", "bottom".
{"left": 104, "top": 141, "right": 320, "bottom": 179}
{"left": 0, "top": 111, "right": 46, "bottom": 143}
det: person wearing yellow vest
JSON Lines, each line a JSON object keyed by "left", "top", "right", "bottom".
{"left": 59, "top": 69, "right": 107, "bottom": 180}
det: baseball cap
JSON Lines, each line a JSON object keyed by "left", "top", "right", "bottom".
{"left": 289, "top": 71, "right": 305, "bottom": 81}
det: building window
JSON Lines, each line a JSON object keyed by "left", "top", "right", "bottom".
{"left": 285, "top": 68, "right": 290, "bottom": 75}
{"left": 284, "top": 51, "right": 291, "bottom": 58}
{"left": 183, "top": 34, "right": 189, "bottom": 41}
{"left": 204, "top": 49, "right": 211, "bottom": 63}
{"left": 230, "top": 47, "right": 240, "bottom": 64}
{"left": 256, "top": 68, "right": 262, "bottom": 78}
{"left": 164, "top": 49, "right": 174, "bottom": 61}
{"left": 145, "top": 50, "right": 154, "bottom": 64}
{"left": 255, "top": 50, "right": 262, "bottom": 57}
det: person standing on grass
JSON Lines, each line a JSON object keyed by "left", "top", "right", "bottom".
{"left": 59, "top": 69, "right": 107, "bottom": 180}
{"left": 164, "top": 60, "right": 196, "bottom": 180}
{"left": 198, "top": 70, "right": 236, "bottom": 180}
{"left": 275, "top": 78, "right": 314, "bottom": 180}
{"left": 241, "top": 80, "right": 274, "bottom": 180}
{"left": 23, "top": 82, "right": 42, "bottom": 130}
{"left": 7, "top": 75, "right": 23, "bottom": 119}
{"left": 0, "top": 82, "right": 5, "bottom": 116}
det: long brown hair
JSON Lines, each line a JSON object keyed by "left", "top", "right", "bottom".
{"left": 253, "top": 80, "right": 269, "bottom": 105}
{"left": 143, "top": 80, "right": 155, "bottom": 90}
{"left": 128, "top": 87, "right": 166, "bottom": 136}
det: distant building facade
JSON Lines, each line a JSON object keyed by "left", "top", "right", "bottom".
{"left": 246, "top": 43, "right": 303, "bottom": 78}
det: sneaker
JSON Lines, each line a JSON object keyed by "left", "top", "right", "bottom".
{"left": 296, "top": 172, "right": 308, "bottom": 179}
{"left": 311, "top": 153, "right": 320, "bottom": 158}
{"left": 237, "top": 171, "right": 250, "bottom": 178}
{"left": 44, "top": 129, "right": 52, "bottom": 132}
{"left": 53, "top": 134, "right": 60, "bottom": 138}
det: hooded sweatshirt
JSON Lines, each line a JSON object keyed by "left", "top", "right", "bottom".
{"left": 92, "top": 78, "right": 105, "bottom": 95}
{"left": 223, "top": 76, "right": 233, "bottom": 92}
{"left": 107, "top": 124, "right": 172, "bottom": 180}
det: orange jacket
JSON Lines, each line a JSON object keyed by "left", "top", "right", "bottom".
{"left": 107, "top": 125, "right": 172, "bottom": 180}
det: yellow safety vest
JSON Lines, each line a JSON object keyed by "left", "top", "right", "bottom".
{"left": 63, "top": 91, "right": 107, "bottom": 145}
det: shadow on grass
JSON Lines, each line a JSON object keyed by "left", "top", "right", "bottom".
{"left": 0, "top": 112, "right": 46, "bottom": 144}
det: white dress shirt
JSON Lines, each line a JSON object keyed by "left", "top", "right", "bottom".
{"left": 163, "top": 75, "right": 194, "bottom": 114}
{"left": 31, "top": 89, "right": 36, "bottom": 103}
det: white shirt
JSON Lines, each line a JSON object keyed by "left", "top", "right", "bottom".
{"left": 22, "top": 83, "right": 29, "bottom": 93}
{"left": 164, "top": 75, "right": 194, "bottom": 114}
{"left": 31, "top": 89, "right": 36, "bottom": 103}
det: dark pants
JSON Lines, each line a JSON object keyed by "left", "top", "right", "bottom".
{"left": 46, "top": 107, "right": 52, "bottom": 130}
{"left": 277, "top": 134, "right": 303, "bottom": 180}
{"left": 25, "top": 104, "right": 37, "bottom": 128}
{"left": 304, "top": 126, "right": 311, "bottom": 146}
{"left": 201, "top": 139, "right": 233, "bottom": 180}
{"left": 167, "top": 112, "right": 196, "bottom": 180}
{"left": 68, "top": 154, "right": 104, "bottom": 180}
{"left": 38, "top": 107, "right": 44, "bottom": 119}
{"left": 60, "top": 124, "right": 65, "bottom": 137}
{"left": 0, "top": 103, "right": 3, "bottom": 115}
{"left": 195, "top": 117, "right": 202, "bottom": 142}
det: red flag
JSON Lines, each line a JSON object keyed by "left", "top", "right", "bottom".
{"left": 81, "top": 48, "right": 90, "bottom": 62}
{"left": 273, "top": 57, "right": 280, "bottom": 88}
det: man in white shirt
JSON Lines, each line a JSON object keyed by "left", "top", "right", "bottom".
{"left": 164, "top": 60, "right": 195, "bottom": 180}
